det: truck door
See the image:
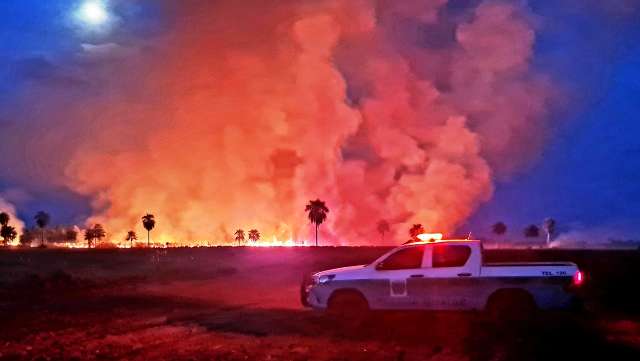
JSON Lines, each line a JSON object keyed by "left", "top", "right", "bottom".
{"left": 411, "top": 244, "right": 477, "bottom": 309}
{"left": 372, "top": 245, "right": 426, "bottom": 309}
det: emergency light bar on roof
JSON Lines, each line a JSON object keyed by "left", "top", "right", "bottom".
{"left": 416, "top": 233, "right": 443, "bottom": 242}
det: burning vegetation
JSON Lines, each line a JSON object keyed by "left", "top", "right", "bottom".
{"left": 2, "top": 198, "right": 332, "bottom": 248}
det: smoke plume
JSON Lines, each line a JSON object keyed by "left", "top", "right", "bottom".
{"left": 0, "top": 197, "right": 25, "bottom": 245}
{"left": 2, "top": 0, "right": 556, "bottom": 244}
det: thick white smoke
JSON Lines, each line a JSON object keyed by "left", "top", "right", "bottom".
{"left": 0, "top": 197, "right": 25, "bottom": 245}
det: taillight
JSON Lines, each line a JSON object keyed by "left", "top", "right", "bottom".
{"left": 573, "top": 270, "right": 584, "bottom": 286}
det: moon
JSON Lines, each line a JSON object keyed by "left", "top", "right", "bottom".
{"left": 76, "top": 1, "right": 110, "bottom": 27}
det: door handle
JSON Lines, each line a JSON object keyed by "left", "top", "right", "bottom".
{"left": 410, "top": 274, "right": 424, "bottom": 278}
{"left": 457, "top": 273, "right": 471, "bottom": 277}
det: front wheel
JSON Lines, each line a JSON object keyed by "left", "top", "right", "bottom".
{"left": 327, "top": 291, "right": 369, "bottom": 317}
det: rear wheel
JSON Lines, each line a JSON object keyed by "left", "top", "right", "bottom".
{"left": 485, "top": 289, "right": 537, "bottom": 322}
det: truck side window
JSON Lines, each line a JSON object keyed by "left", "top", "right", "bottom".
{"left": 432, "top": 245, "right": 471, "bottom": 268}
{"left": 376, "top": 246, "right": 424, "bottom": 270}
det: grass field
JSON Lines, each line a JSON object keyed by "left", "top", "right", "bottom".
{"left": 1, "top": 247, "right": 639, "bottom": 360}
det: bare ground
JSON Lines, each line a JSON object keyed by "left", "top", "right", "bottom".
{"left": 1, "top": 247, "right": 639, "bottom": 361}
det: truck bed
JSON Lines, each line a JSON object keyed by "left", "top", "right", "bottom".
{"left": 484, "top": 262, "right": 576, "bottom": 267}
{"left": 481, "top": 262, "right": 578, "bottom": 278}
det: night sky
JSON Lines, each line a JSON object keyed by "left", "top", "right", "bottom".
{"left": 1, "top": 0, "right": 639, "bottom": 244}
{"left": 463, "top": 1, "right": 640, "bottom": 242}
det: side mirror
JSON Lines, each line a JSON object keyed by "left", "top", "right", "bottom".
{"left": 375, "top": 262, "right": 385, "bottom": 271}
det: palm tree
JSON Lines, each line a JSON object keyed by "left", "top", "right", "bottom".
{"left": 84, "top": 228, "right": 95, "bottom": 248}
{"left": 248, "top": 229, "right": 260, "bottom": 243}
{"left": 1, "top": 225, "right": 16, "bottom": 245}
{"left": 126, "top": 230, "right": 137, "bottom": 248}
{"left": 543, "top": 218, "right": 556, "bottom": 246}
{"left": 6, "top": 226, "right": 17, "bottom": 245}
{"left": 0, "top": 212, "right": 9, "bottom": 227}
{"left": 19, "top": 231, "right": 33, "bottom": 247}
{"left": 524, "top": 224, "right": 540, "bottom": 238}
{"left": 234, "top": 229, "right": 245, "bottom": 246}
{"left": 408, "top": 224, "right": 425, "bottom": 240}
{"left": 377, "top": 220, "right": 390, "bottom": 242}
{"left": 34, "top": 211, "right": 50, "bottom": 247}
{"left": 92, "top": 224, "right": 106, "bottom": 246}
{"left": 0, "top": 212, "right": 11, "bottom": 246}
{"left": 492, "top": 222, "right": 507, "bottom": 236}
{"left": 65, "top": 228, "right": 78, "bottom": 243}
{"left": 141, "top": 214, "right": 156, "bottom": 247}
{"left": 305, "top": 199, "right": 329, "bottom": 246}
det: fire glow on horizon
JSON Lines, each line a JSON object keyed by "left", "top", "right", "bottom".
{"left": 22, "top": 236, "right": 306, "bottom": 249}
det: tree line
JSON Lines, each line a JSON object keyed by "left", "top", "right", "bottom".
{"left": 0, "top": 210, "right": 156, "bottom": 248}
{"left": 0, "top": 202, "right": 557, "bottom": 247}
{"left": 0, "top": 199, "right": 333, "bottom": 247}
{"left": 490, "top": 218, "right": 557, "bottom": 244}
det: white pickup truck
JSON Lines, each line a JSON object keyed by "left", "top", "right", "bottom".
{"left": 301, "top": 239, "right": 584, "bottom": 316}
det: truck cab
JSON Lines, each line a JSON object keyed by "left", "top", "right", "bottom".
{"left": 301, "top": 239, "right": 583, "bottom": 314}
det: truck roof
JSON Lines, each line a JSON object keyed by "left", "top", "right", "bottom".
{"left": 404, "top": 239, "right": 482, "bottom": 246}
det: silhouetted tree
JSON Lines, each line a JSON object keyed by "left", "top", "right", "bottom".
{"left": 1, "top": 225, "right": 17, "bottom": 245}
{"left": 0, "top": 212, "right": 9, "bottom": 227}
{"left": 524, "top": 224, "right": 540, "bottom": 238}
{"left": 126, "top": 230, "right": 137, "bottom": 248}
{"left": 492, "top": 222, "right": 507, "bottom": 236}
{"left": 65, "top": 228, "right": 78, "bottom": 243}
{"left": 34, "top": 211, "right": 50, "bottom": 247}
{"left": 248, "top": 229, "right": 260, "bottom": 243}
{"left": 15, "top": 225, "right": 78, "bottom": 246}
{"left": 19, "top": 231, "right": 33, "bottom": 247}
{"left": 377, "top": 220, "right": 390, "bottom": 242}
{"left": 543, "top": 218, "right": 556, "bottom": 246}
{"left": 408, "top": 224, "right": 425, "bottom": 241}
{"left": 84, "top": 228, "right": 95, "bottom": 248}
{"left": 234, "top": 229, "right": 245, "bottom": 246}
{"left": 0, "top": 213, "right": 14, "bottom": 246}
{"left": 92, "top": 224, "right": 106, "bottom": 246}
{"left": 6, "top": 227, "right": 16, "bottom": 244}
{"left": 142, "top": 214, "right": 156, "bottom": 247}
{"left": 305, "top": 199, "right": 329, "bottom": 246}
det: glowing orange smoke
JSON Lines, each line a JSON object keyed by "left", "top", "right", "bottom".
{"left": 6, "top": 1, "right": 555, "bottom": 246}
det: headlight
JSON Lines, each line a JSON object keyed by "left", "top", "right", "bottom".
{"left": 316, "top": 274, "right": 335, "bottom": 284}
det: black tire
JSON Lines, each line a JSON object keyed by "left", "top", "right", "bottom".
{"left": 485, "top": 289, "right": 537, "bottom": 322}
{"left": 327, "top": 290, "right": 369, "bottom": 317}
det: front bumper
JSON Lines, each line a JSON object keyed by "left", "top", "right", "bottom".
{"left": 300, "top": 273, "right": 313, "bottom": 307}
{"left": 300, "top": 274, "right": 327, "bottom": 309}
{"left": 300, "top": 285, "right": 311, "bottom": 307}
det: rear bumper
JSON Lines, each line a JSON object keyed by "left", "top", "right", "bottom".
{"left": 536, "top": 291, "right": 583, "bottom": 311}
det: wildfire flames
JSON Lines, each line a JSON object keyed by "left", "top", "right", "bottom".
{"left": 53, "top": 238, "right": 302, "bottom": 249}
{"left": 1, "top": 1, "right": 555, "bottom": 246}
